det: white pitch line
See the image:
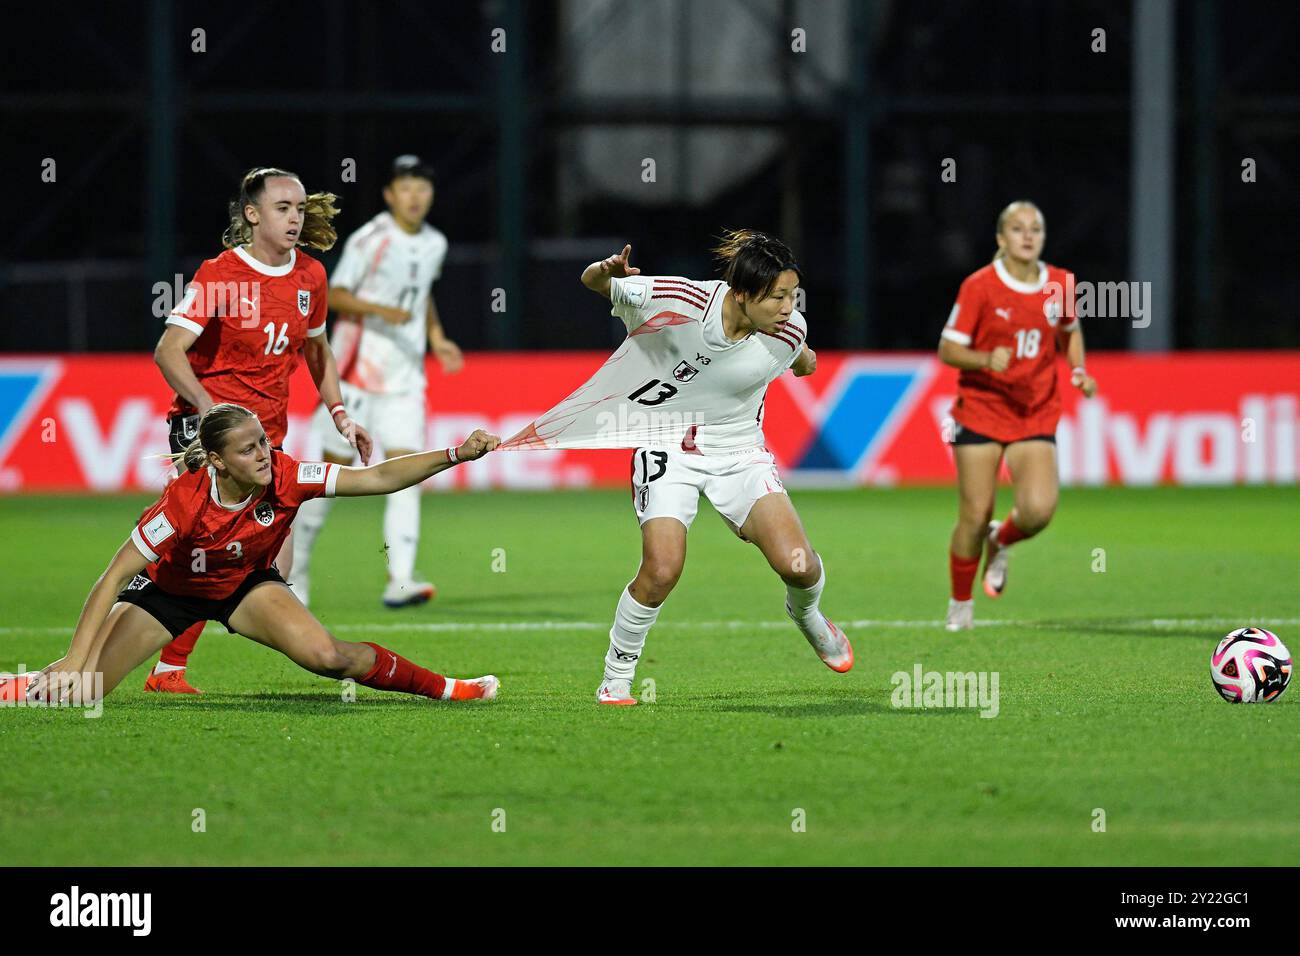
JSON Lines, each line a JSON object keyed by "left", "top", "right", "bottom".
{"left": 1, "top": 617, "right": 1297, "bottom": 637}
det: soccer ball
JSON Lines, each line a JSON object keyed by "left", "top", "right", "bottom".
{"left": 1210, "top": 627, "right": 1292, "bottom": 703}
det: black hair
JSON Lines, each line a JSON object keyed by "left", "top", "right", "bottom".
{"left": 712, "top": 228, "right": 802, "bottom": 300}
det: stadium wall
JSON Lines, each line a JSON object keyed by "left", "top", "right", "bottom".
{"left": 0, "top": 353, "right": 1296, "bottom": 492}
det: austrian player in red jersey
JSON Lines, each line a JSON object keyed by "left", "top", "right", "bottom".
{"left": 938, "top": 201, "right": 1098, "bottom": 631}
{"left": 20, "top": 404, "right": 499, "bottom": 707}
{"left": 145, "top": 166, "right": 374, "bottom": 693}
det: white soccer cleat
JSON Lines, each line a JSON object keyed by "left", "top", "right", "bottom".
{"left": 383, "top": 578, "right": 437, "bottom": 609}
{"left": 597, "top": 677, "right": 637, "bottom": 706}
{"left": 982, "top": 521, "right": 1009, "bottom": 599}
{"left": 945, "top": 598, "right": 975, "bottom": 632}
{"left": 786, "top": 605, "right": 854, "bottom": 673}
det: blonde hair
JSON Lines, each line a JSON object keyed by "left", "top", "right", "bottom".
{"left": 992, "top": 200, "right": 1045, "bottom": 262}
{"left": 222, "top": 166, "right": 340, "bottom": 251}
{"left": 169, "top": 404, "right": 260, "bottom": 473}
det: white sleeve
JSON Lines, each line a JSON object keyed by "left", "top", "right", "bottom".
{"left": 779, "top": 311, "right": 809, "bottom": 371}
{"left": 329, "top": 232, "right": 368, "bottom": 292}
{"left": 609, "top": 275, "right": 654, "bottom": 333}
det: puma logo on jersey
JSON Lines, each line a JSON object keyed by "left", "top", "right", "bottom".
{"left": 995, "top": 307, "right": 1012, "bottom": 321}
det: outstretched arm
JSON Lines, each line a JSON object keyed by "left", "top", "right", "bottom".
{"left": 580, "top": 244, "right": 641, "bottom": 299}
{"left": 27, "top": 539, "right": 150, "bottom": 701}
{"left": 334, "top": 429, "right": 500, "bottom": 497}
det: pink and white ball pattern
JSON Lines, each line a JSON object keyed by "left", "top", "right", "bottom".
{"left": 1210, "top": 627, "right": 1292, "bottom": 703}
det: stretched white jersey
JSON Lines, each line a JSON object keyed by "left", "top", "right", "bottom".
{"left": 328, "top": 211, "right": 448, "bottom": 395}
{"left": 502, "top": 275, "right": 806, "bottom": 454}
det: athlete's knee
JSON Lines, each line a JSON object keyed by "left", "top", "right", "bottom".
{"left": 777, "top": 546, "right": 821, "bottom": 587}
{"left": 295, "top": 633, "right": 351, "bottom": 677}
{"left": 1015, "top": 495, "right": 1057, "bottom": 533}
{"left": 639, "top": 557, "right": 682, "bottom": 598}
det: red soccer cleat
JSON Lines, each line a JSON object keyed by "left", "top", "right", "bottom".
{"left": 143, "top": 668, "right": 203, "bottom": 695}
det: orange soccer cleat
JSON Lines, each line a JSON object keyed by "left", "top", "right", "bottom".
{"left": 448, "top": 675, "right": 500, "bottom": 701}
{"left": 0, "top": 673, "right": 33, "bottom": 702}
{"left": 143, "top": 668, "right": 203, "bottom": 695}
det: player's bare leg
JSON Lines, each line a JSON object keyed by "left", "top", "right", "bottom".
{"left": 741, "top": 493, "right": 852, "bottom": 672}
{"left": 378, "top": 446, "right": 437, "bottom": 609}
{"left": 598, "top": 517, "right": 685, "bottom": 705}
{"left": 288, "top": 449, "right": 354, "bottom": 608}
{"left": 89, "top": 604, "right": 175, "bottom": 698}
{"left": 948, "top": 443, "right": 1002, "bottom": 630}
{"left": 23, "top": 604, "right": 172, "bottom": 705}
{"left": 228, "top": 583, "right": 496, "bottom": 701}
{"left": 983, "top": 440, "right": 1059, "bottom": 597}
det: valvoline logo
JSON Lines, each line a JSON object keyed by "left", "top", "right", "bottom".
{"left": 765, "top": 356, "right": 944, "bottom": 482}
{"left": 0, "top": 359, "right": 61, "bottom": 473}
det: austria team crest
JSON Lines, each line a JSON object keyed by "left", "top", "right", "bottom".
{"left": 254, "top": 502, "right": 274, "bottom": 526}
{"left": 297, "top": 290, "right": 310, "bottom": 316}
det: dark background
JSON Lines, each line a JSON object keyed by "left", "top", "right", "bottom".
{"left": 1, "top": 0, "right": 1297, "bottom": 354}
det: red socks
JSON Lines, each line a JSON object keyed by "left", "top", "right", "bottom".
{"left": 949, "top": 551, "right": 981, "bottom": 601}
{"left": 996, "top": 512, "right": 1032, "bottom": 548}
{"left": 359, "top": 642, "right": 447, "bottom": 700}
{"left": 159, "top": 621, "right": 204, "bottom": 667}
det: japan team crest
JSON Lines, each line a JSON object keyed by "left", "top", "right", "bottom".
{"left": 254, "top": 502, "right": 275, "bottom": 527}
{"left": 1043, "top": 299, "right": 1061, "bottom": 327}
{"left": 673, "top": 360, "right": 699, "bottom": 383}
{"left": 297, "top": 290, "right": 311, "bottom": 316}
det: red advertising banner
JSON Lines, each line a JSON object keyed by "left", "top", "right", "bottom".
{"left": 0, "top": 352, "right": 1296, "bottom": 492}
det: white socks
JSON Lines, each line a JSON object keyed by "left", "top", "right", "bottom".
{"left": 153, "top": 661, "right": 185, "bottom": 674}
{"left": 786, "top": 562, "right": 826, "bottom": 630}
{"left": 292, "top": 494, "right": 334, "bottom": 579}
{"left": 383, "top": 484, "right": 421, "bottom": 583}
{"left": 604, "top": 586, "right": 662, "bottom": 682}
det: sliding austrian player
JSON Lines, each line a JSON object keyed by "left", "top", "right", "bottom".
{"left": 146, "top": 166, "right": 373, "bottom": 693}
{"left": 938, "top": 200, "right": 1097, "bottom": 631}
{"left": 580, "top": 231, "right": 853, "bottom": 705}
{"left": 19, "top": 403, "right": 499, "bottom": 708}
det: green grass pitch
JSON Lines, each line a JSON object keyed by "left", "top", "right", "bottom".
{"left": 0, "top": 484, "right": 1296, "bottom": 865}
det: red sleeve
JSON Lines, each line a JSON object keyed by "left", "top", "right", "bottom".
{"left": 131, "top": 486, "right": 188, "bottom": 563}
{"left": 165, "top": 258, "right": 222, "bottom": 338}
{"left": 275, "top": 450, "right": 342, "bottom": 506}
{"left": 306, "top": 262, "right": 329, "bottom": 337}
{"left": 941, "top": 273, "right": 985, "bottom": 347}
